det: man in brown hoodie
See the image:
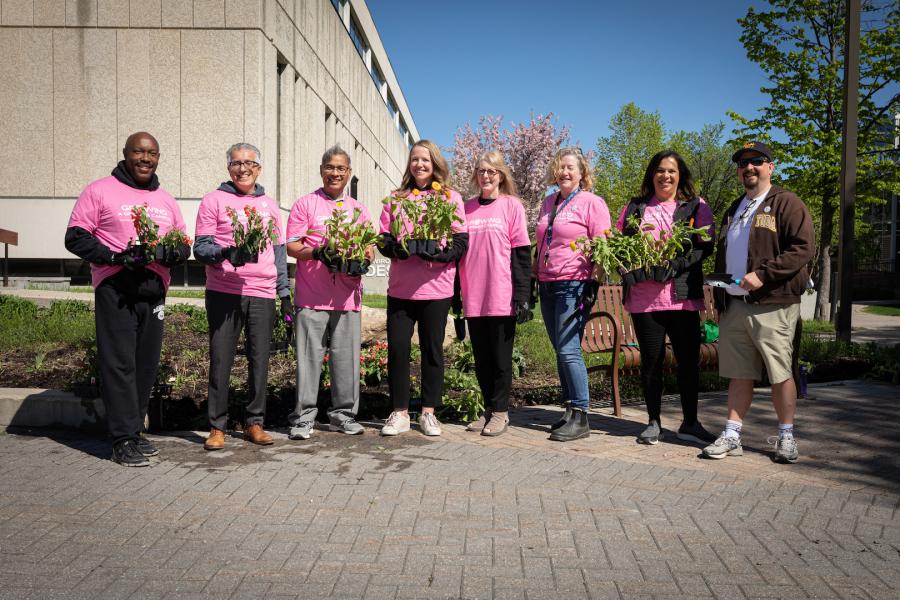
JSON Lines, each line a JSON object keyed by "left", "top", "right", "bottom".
{"left": 702, "top": 141, "right": 815, "bottom": 464}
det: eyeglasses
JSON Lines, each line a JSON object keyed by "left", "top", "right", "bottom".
{"left": 737, "top": 156, "right": 769, "bottom": 168}
{"left": 322, "top": 165, "right": 349, "bottom": 174}
{"left": 228, "top": 160, "right": 260, "bottom": 170}
{"left": 476, "top": 168, "right": 499, "bottom": 177}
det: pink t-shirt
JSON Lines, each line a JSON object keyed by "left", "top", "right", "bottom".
{"left": 378, "top": 188, "right": 467, "bottom": 300}
{"left": 286, "top": 188, "right": 371, "bottom": 312}
{"left": 615, "top": 197, "right": 715, "bottom": 313}
{"left": 459, "top": 195, "right": 530, "bottom": 317}
{"left": 194, "top": 189, "right": 284, "bottom": 300}
{"left": 67, "top": 176, "right": 185, "bottom": 289}
{"left": 535, "top": 190, "right": 611, "bottom": 282}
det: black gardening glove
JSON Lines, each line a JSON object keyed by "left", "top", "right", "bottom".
{"left": 312, "top": 243, "right": 343, "bottom": 272}
{"left": 578, "top": 280, "right": 599, "bottom": 313}
{"left": 222, "top": 246, "right": 247, "bottom": 267}
{"left": 419, "top": 246, "right": 453, "bottom": 263}
{"left": 377, "top": 233, "right": 409, "bottom": 260}
{"left": 111, "top": 250, "right": 146, "bottom": 270}
{"left": 280, "top": 296, "right": 294, "bottom": 325}
{"left": 515, "top": 301, "right": 533, "bottom": 324}
{"left": 155, "top": 244, "right": 190, "bottom": 268}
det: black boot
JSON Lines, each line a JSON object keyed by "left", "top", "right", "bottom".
{"left": 550, "top": 401, "right": 573, "bottom": 431}
{"left": 549, "top": 407, "right": 590, "bottom": 441}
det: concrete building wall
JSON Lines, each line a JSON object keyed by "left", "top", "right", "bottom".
{"left": 0, "top": 0, "right": 418, "bottom": 293}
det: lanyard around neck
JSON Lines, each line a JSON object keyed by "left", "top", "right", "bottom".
{"left": 540, "top": 187, "right": 580, "bottom": 264}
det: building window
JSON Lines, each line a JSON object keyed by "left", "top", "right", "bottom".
{"left": 371, "top": 63, "right": 386, "bottom": 99}
{"left": 349, "top": 16, "right": 367, "bottom": 61}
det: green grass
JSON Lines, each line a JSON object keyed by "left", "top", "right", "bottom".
{"left": 863, "top": 304, "right": 900, "bottom": 317}
{"left": 803, "top": 319, "right": 835, "bottom": 333}
{"left": 0, "top": 296, "right": 94, "bottom": 351}
{"left": 362, "top": 293, "right": 387, "bottom": 309}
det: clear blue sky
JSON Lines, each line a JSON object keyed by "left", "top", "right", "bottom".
{"left": 368, "top": 0, "right": 772, "bottom": 152}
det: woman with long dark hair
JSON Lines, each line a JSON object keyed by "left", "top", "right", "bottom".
{"left": 617, "top": 150, "right": 716, "bottom": 445}
{"left": 378, "top": 140, "right": 468, "bottom": 436}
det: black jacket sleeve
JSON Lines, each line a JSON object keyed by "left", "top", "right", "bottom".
{"left": 439, "top": 232, "right": 469, "bottom": 262}
{"left": 511, "top": 245, "right": 532, "bottom": 304}
{"left": 377, "top": 233, "right": 403, "bottom": 258}
{"left": 193, "top": 234, "right": 224, "bottom": 265}
{"left": 273, "top": 244, "right": 290, "bottom": 298}
{"left": 669, "top": 233, "right": 714, "bottom": 274}
{"left": 64, "top": 226, "right": 113, "bottom": 265}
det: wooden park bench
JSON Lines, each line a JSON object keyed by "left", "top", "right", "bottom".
{"left": 581, "top": 284, "right": 719, "bottom": 417}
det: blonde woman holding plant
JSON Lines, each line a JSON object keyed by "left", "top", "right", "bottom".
{"left": 616, "top": 150, "right": 715, "bottom": 446}
{"left": 535, "top": 147, "right": 611, "bottom": 442}
{"left": 458, "top": 151, "right": 532, "bottom": 436}
{"left": 378, "top": 140, "right": 468, "bottom": 436}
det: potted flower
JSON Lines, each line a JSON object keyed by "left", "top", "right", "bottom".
{"left": 318, "top": 205, "right": 378, "bottom": 276}
{"left": 381, "top": 181, "right": 462, "bottom": 255}
{"left": 224, "top": 205, "right": 278, "bottom": 268}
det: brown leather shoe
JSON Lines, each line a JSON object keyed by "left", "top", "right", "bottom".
{"left": 244, "top": 423, "right": 273, "bottom": 445}
{"left": 204, "top": 428, "right": 225, "bottom": 451}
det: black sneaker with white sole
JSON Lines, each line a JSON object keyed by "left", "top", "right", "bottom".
{"left": 111, "top": 439, "right": 150, "bottom": 467}
{"left": 135, "top": 435, "right": 159, "bottom": 457}
{"left": 676, "top": 421, "right": 717, "bottom": 444}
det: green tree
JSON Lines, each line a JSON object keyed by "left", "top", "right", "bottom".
{"left": 668, "top": 122, "right": 743, "bottom": 221}
{"left": 729, "top": 0, "right": 899, "bottom": 320}
{"left": 593, "top": 103, "right": 666, "bottom": 218}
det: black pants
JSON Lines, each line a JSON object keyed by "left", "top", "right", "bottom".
{"left": 387, "top": 296, "right": 452, "bottom": 410}
{"left": 94, "top": 270, "right": 166, "bottom": 444}
{"left": 630, "top": 310, "right": 700, "bottom": 424}
{"left": 468, "top": 316, "right": 516, "bottom": 413}
{"left": 205, "top": 290, "right": 275, "bottom": 430}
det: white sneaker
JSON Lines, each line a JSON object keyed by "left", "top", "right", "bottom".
{"left": 418, "top": 412, "right": 442, "bottom": 436}
{"left": 380, "top": 411, "right": 410, "bottom": 436}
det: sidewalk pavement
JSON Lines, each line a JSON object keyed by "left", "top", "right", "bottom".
{"left": 1, "top": 380, "right": 898, "bottom": 599}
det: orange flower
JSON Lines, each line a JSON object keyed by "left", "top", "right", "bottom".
{"left": 569, "top": 241, "right": 577, "bottom": 250}
{"left": 411, "top": 189, "right": 420, "bottom": 197}
{"left": 689, "top": 217, "right": 695, "bottom": 227}
{"left": 431, "top": 181, "right": 442, "bottom": 191}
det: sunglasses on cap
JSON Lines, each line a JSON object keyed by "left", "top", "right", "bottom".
{"left": 737, "top": 156, "right": 770, "bottom": 168}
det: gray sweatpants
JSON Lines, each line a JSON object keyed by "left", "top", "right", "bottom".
{"left": 288, "top": 307, "right": 361, "bottom": 425}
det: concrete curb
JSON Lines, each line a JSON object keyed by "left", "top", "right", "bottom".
{"left": 0, "top": 387, "right": 106, "bottom": 432}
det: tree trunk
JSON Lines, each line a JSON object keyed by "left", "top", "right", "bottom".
{"left": 814, "top": 196, "right": 837, "bottom": 321}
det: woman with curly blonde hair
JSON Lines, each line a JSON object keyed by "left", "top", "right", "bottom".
{"left": 378, "top": 140, "right": 468, "bottom": 437}
{"left": 534, "top": 147, "right": 610, "bottom": 441}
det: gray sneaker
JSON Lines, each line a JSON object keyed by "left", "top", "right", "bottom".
{"left": 702, "top": 435, "right": 743, "bottom": 459}
{"left": 770, "top": 436, "right": 799, "bottom": 464}
{"left": 637, "top": 420, "right": 662, "bottom": 445}
{"left": 289, "top": 421, "right": 314, "bottom": 440}
{"left": 331, "top": 418, "right": 364, "bottom": 435}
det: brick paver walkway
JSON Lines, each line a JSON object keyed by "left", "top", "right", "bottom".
{"left": 1, "top": 381, "right": 898, "bottom": 599}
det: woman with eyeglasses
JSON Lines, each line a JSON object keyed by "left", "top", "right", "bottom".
{"left": 616, "top": 150, "right": 715, "bottom": 446}
{"left": 377, "top": 140, "right": 468, "bottom": 437}
{"left": 457, "top": 151, "right": 532, "bottom": 436}
{"left": 535, "top": 147, "right": 611, "bottom": 442}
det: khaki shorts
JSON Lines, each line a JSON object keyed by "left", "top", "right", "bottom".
{"left": 718, "top": 298, "right": 800, "bottom": 383}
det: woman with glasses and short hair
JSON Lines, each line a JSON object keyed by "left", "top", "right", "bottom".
{"left": 457, "top": 150, "right": 532, "bottom": 436}
{"left": 535, "top": 148, "right": 611, "bottom": 442}
{"left": 616, "top": 150, "right": 715, "bottom": 446}
{"left": 378, "top": 140, "right": 468, "bottom": 437}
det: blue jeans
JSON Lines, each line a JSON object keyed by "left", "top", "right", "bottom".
{"left": 539, "top": 280, "right": 590, "bottom": 409}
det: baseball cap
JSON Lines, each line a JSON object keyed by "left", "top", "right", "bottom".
{"left": 731, "top": 141, "right": 774, "bottom": 163}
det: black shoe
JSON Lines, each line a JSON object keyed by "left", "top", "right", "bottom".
{"left": 549, "top": 407, "right": 590, "bottom": 442}
{"left": 111, "top": 439, "right": 150, "bottom": 467}
{"left": 637, "top": 420, "right": 662, "bottom": 445}
{"left": 676, "top": 421, "right": 716, "bottom": 444}
{"left": 550, "top": 401, "right": 573, "bottom": 431}
{"left": 135, "top": 435, "right": 159, "bottom": 457}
